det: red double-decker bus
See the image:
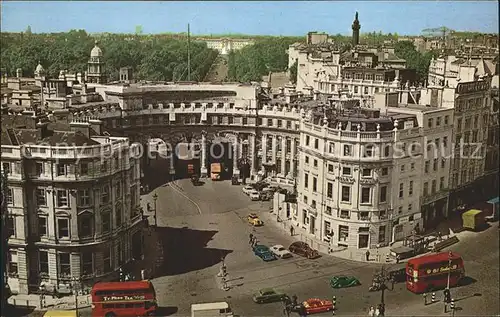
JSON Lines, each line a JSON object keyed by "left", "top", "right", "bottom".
{"left": 406, "top": 251, "right": 465, "bottom": 293}
{"left": 91, "top": 281, "right": 157, "bottom": 317}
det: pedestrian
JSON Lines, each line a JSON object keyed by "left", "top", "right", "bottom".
{"left": 374, "top": 305, "right": 380, "bottom": 317}
{"left": 141, "top": 269, "right": 145, "bottom": 280}
{"left": 368, "top": 306, "right": 375, "bottom": 317}
{"left": 423, "top": 292, "right": 428, "bottom": 305}
{"left": 396, "top": 254, "right": 401, "bottom": 264}
{"left": 147, "top": 202, "right": 151, "bottom": 212}
{"left": 292, "top": 295, "right": 298, "bottom": 307}
{"left": 391, "top": 276, "right": 396, "bottom": 291}
{"left": 365, "top": 250, "right": 370, "bottom": 261}
{"left": 290, "top": 225, "right": 294, "bottom": 236}
{"left": 249, "top": 233, "right": 254, "bottom": 245}
{"left": 378, "top": 304, "right": 385, "bottom": 316}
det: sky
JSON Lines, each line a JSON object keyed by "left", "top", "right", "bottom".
{"left": 1, "top": 1, "right": 498, "bottom": 36}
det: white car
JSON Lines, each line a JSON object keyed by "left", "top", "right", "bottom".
{"left": 249, "top": 190, "right": 260, "bottom": 201}
{"left": 270, "top": 244, "right": 293, "bottom": 259}
{"left": 242, "top": 186, "right": 254, "bottom": 195}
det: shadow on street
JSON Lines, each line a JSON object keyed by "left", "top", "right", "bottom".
{"left": 153, "top": 226, "right": 233, "bottom": 277}
{"left": 157, "top": 306, "right": 179, "bottom": 316}
{"left": 3, "top": 304, "right": 39, "bottom": 317}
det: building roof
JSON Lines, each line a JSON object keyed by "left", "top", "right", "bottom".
{"left": 90, "top": 41, "right": 103, "bottom": 58}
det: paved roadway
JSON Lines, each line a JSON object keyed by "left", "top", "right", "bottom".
{"left": 40, "top": 179, "right": 498, "bottom": 317}
{"left": 145, "top": 179, "right": 500, "bottom": 317}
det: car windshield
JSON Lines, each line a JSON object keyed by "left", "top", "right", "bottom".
{"left": 278, "top": 247, "right": 285, "bottom": 251}
{"left": 262, "top": 290, "right": 274, "bottom": 295}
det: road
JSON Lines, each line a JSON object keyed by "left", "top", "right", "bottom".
{"left": 35, "top": 179, "right": 498, "bottom": 317}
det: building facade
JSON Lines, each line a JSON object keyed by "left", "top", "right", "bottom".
{"left": 200, "top": 38, "right": 255, "bottom": 55}
{"left": 1, "top": 115, "right": 143, "bottom": 295}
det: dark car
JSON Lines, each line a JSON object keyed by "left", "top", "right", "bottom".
{"left": 253, "top": 245, "right": 277, "bottom": 261}
{"left": 259, "top": 192, "right": 271, "bottom": 201}
{"left": 289, "top": 241, "right": 320, "bottom": 259}
{"left": 252, "top": 288, "right": 288, "bottom": 304}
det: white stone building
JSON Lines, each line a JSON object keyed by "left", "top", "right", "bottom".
{"left": 1, "top": 114, "right": 143, "bottom": 295}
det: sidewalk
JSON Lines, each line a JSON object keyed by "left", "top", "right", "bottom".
{"left": 257, "top": 206, "right": 467, "bottom": 265}
{"left": 8, "top": 293, "right": 91, "bottom": 310}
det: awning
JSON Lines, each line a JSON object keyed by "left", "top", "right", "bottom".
{"left": 487, "top": 197, "right": 499, "bottom": 204}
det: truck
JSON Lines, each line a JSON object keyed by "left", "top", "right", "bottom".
{"left": 462, "top": 209, "right": 486, "bottom": 231}
{"left": 191, "top": 302, "right": 233, "bottom": 317}
{"left": 210, "top": 163, "right": 222, "bottom": 181}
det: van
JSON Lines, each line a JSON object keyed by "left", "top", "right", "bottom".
{"left": 43, "top": 310, "right": 78, "bottom": 317}
{"left": 191, "top": 302, "right": 234, "bottom": 317}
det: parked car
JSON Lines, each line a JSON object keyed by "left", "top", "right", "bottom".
{"left": 329, "top": 275, "right": 361, "bottom": 289}
{"left": 242, "top": 186, "right": 254, "bottom": 195}
{"left": 262, "top": 185, "right": 278, "bottom": 193}
{"left": 270, "top": 245, "right": 293, "bottom": 259}
{"left": 249, "top": 190, "right": 260, "bottom": 201}
{"left": 302, "top": 298, "right": 334, "bottom": 315}
{"left": 289, "top": 241, "right": 320, "bottom": 259}
{"left": 252, "top": 288, "right": 288, "bottom": 304}
{"left": 247, "top": 213, "right": 263, "bottom": 226}
{"left": 253, "top": 245, "right": 277, "bottom": 261}
{"left": 259, "top": 191, "right": 272, "bottom": 201}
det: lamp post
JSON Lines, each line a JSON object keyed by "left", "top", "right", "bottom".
{"left": 446, "top": 251, "right": 452, "bottom": 290}
{"left": 153, "top": 193, "right": 158, "bottom": 227}
{"left": 71, "top": 277, "right": 79, "bottom": 313}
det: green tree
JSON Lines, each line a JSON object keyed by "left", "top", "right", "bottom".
{"left": 395, "top": 41, "right": 437, "bottom": 82}
{"left": 289, "top": 60, "right": 298, "bottom": 84}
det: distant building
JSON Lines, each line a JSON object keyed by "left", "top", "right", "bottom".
{"left": 200, "top": 38, "right": 255, "bottom": 55}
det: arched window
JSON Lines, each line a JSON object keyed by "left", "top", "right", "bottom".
{"left": 78, "top": 211, "right": 94, "bottom": 238}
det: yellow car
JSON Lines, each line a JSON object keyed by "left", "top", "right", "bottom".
{"left": 248, "top": 213, "right": 264, "bottom": 226}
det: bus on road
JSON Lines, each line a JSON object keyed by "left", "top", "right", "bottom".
{"left": 90, "top": 280, "right": 157, "bottom": 317}
{"left": 406, "top": 251, "right": 465, "bottom": 293}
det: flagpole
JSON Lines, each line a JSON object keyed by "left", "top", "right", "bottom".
{"left": 187, "top": 23, "right": 191, "bottom": 81}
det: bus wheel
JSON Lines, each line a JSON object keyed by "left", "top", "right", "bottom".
{"left": 105, "top": 313, "right": 116, "bottom": 317}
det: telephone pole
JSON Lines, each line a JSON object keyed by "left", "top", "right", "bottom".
{"left": 187, "top": 23, "right": 191, "bottom": 81}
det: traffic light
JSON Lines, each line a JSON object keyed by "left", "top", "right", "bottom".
{"left": 444, "top": 288, "right": 451, "bottom": 303}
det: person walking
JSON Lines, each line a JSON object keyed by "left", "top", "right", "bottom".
{"left": 396, "top": 254, "right": 401, "bottom": 264}
{"left": 368, "top": 306, "right": 375, "bottom": 317}
{"left": 249, "top": 233, "right": 254, "bottom": 245}
{"left": 374, "top": 305, "right": 380, "bottom": 317}
{"left": 365, "top": 250, "right": 371, "bottom": 261}
{"left": 290, "top": 225, "right": 294, "bottom": 236}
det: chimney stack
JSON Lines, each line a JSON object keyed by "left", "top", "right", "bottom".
{"left": 36, "top": 121, "right": 51, "bottom": 140}
{"left": 69, "top": 118, "right": 91, "bottom": 138}
{"left": 88, "top": 118, "right": 103, "bottom": 135}
{"left": 16, "top": 68, "right": 22, "bottom": 78}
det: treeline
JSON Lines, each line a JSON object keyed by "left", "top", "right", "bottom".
{"left": 227, "top": 37, "right": 302, "bottom": 82}
{"left": 394, "top": 41, "right": 437, "bottom": 82}
{"left": 0, "top": 30, "right": 218, "bottom": 82}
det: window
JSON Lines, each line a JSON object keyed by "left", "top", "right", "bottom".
{"left": 304, "top": 173, "right": 309, "bottom": 188}
{"left": 339, "top": 225, "right": 349, "bottom": 242}
{"left": 267, "top": 118, "right": 272, "bottom": 126}
{"left": 408, "top": 204, "right": 413, "bottom": 212}
{"left": 6, "top": 216, "right": 15, "bottom": 237}
{"left": 116, "top": 205, "right": 122, "bottom": 227}
{"left": 277, "top": 119, "right": 282, "bottom": 128}
{"left": 36, "top": 162, "right": 44, "bottom": 175}
{"left": 431, "top": 180, "right": 437, "bottom": 193}
{"left": 36, "top": 188, "right": 46, "bottom": 206}
{"left": 444, "top": 115, "right": 449, "bottom": 125}
{"left": 384, "top": 145, "right": 390, "bottom": 157}
{"left": 410, "top": 163, "right": 415, "bottom": 170}
{"left": 103, "top": 248, "right": 112, "bottom": 273}
{"left": 57, "top": 218, "right": 70, "bottom": 238}
{"left": 325, "top": 206, "right": 332, "bottom": 215}
{"left": 423, "top": 182, "right": 429, "bottom": 196}
{"left": 305, "top": 156, "right": 309, "bottom": 164}
{"left": 243, "top": 117, "right": 248, "bottom": 125}
{"left": 80, "top": 162, "right": 89, "bottom": 175}
{"left": 381, "top": 167, "right": 388, "bottom": 176}
{"left": 305, "top": 135, "right": 310, "bottom": 146}
{"left": 101, "top": 186, "right": 110, "bottom": 204}
{"left": 78, "top": 189, "right": 91, "bottom": 206}
{"left": 359, "top": 212, "right": 369, "bottom": 220}
{"left": 341, "top": 186, "right": 350, "bottom": 202}
{"left": 328, "top": 164, "right": 334, "bottom": 173}
{"left": 2, "top": 162, "right": 11, "bottom": 174}
{"left": 327, "top": 183, "right": 333, "bottom": 198}
{"left": 380, "top": 186, "right": 387, "bottom": 203}
{"left": 314, "top": 139, "right": 319, "bottom": 149}
{"left": 428, "top": 118, "right": 433, "bottom": 128}
{"left": 400, "top": 165, "right": 405, "bottom": 172}
{"left": 6, "top": 188, "right": 13, "bottom": 205}
{"left": 79, "top": 214, "right": 93, "bottom": 238}
{"left": 343, "top": 145, "right": 352, "bottom": 156}
{"left": 311, "top": 200, "right": 317, "bottom": 209}
{"left": 443, "top": 136, "right": 448, "bottom": 148}
{"left": 57, "top": 164, "right": 67, "bottom": 176}
{"left": 440, "top": 177, "right": 445, "bottom": 190}
{"left": 8, "top": 251, "right": 18, "bottom": 276}
{"left": 342, "top": 167, "right": 352, "bottom": 176}
{"left": 101, "top": 161, "right": 108, "bottom": 173}
{"left": 59, "top": 253, "right": 71, "bottom": 277}
{"left": 424, "top": 161, "right": 430, "bottom": 173}
{"left": 38, "top": 216, "right": 47, "bottom": 236}
{"left": 362, "top": 168, "right": 372, "bottom": 177}
{"left": 56, "top": 190, "right": 68, "bottom": 207}
{"left": 313, "top": 159, "right": 318, "bottom": 168}
{"left": 115, "top": 182, "right": 121, "bottom": 198}
{"left": 436, "top": 117, "right": 441, "bottom": 126}
{"left": 312, "top": 177, "right": 317, "bottom": 192}
{"left": 361, "top": 187, "right": 371, "bottom": 204}
{"left": 364, "top": 145, "right": 374, "bottom": 157}
{"left": 328, "top": 142, "right": 335, "bottom": 153}
{"left": 340, "top": 210, "right": 349, "bottom": 219}
{"left": 39, "top": 251, "right": 49, "bottom": 274}
{"left": 102, "top": 211, "right": 111, "bottom": 233}
{"left": 398, "top": 206, "right": 403, "bottom": 214}
{"left": 82, "top": 252, "right": 94, "bottom": 276}
{"left": 399, "top": 183, "right": 404, "bottom": 198}
{"left": 433, "top": 159, "right": 438, "bottom": 171}
{"left": 378, "top": 226, "right": 386, "bottom": 243}
{"left": 409, "top": 181, "right": 414, "bottom": 196}
{"left": 324, "top": 221, "right": 331, "bottom": 236}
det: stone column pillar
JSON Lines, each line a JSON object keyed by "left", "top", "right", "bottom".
{"left": 281, "top": 136, "right": 287, "bottom": 177}
{"left": 201, "top": 131, "right": 207, "bottom": 177}
{"left": 232, "top": 134, "right": 240, "bottom": 177}
{"left": 262, "top": 134, "right": 268, "bottom": 165}
{"left": 271, "top": 135, "right": 277, "bottom": 164}
{"left": 290, "top": 137, "right": 296, "bottom": 177}
{"left": 250, "top": 134, "right": 257, "bottom": 176}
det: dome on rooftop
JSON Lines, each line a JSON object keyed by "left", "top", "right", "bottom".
{"left": 35, "top": 62, "right": 45, "bottom": 74}
{"left": 90, "top": 41, "right": 103, "bottom": 57}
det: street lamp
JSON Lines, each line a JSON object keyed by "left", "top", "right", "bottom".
{"left": 446, "top": 250, "right": 452, "bottom": 289}
{"left": 153, "top": 193, "right": 158, "bottom": 227}
{"left": 71, "top": 277, "right": 80, "bottom": 313}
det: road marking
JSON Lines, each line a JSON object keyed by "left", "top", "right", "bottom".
{"left": 169, "top": 181, "right": 203, "bottom": 215}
